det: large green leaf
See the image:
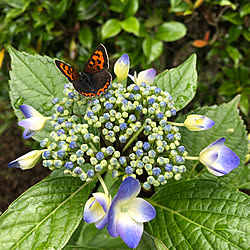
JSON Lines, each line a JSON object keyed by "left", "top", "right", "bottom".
{"left": 154, "top": 54, "right": 197, "bottom": 111}
{"left": 177, "top": 96, "right": 249, "bottom": 189}
{"left": 101, "top": 19, "right": 122, "bottom": 40}
{"left": 8, "top": 46, "right": 68, "bottom": 141}
{"left": 149, "top": 179, "right": 250, "bottom": 249}
{"left": 0, "top": 176, "right": 93, "bottom": 249}
{"left": 155, "top": 21, "right": 187, "bottom": 42}
{"left": 142, "top": 38, "right": 163, "bottom": 64}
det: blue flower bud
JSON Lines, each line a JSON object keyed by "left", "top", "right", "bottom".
{"left": 140, "top": 82, "right": 146, "bottom": 87}
{"left": 105, "top": 102, "right": 113, "bottom": 110}
{"left": 68, "top": 92, "right": 74, "bottom": 99}
{"left": 77, "top": 157, "right": 85, "bottom": 165}
{"left": 74, "top": 167, "right": 82, "bottom": 175}
{"left": 87, "top": 111, "right": 94, "bottom": 118}
{"left": 42, "top": 150, "right": 51, "bottom": 159}
{"left": 84, "top": 133, "right": 91, "bottom": 141}
{"left": 178, "top": 146, "right": 185, "bottom": 153}
{"left": 159, "top": 101, "right": 166, "bottom": 107}
{"left": 154, "top": 87, "right": 161, "bottom": 94}
{"left": 170, "top": 108, "right": 176, "bottom": 116}
{"left": 57, "top": 106, "right": 64, "bottom": 113}
{"left": 119, "top": 135, "right": 127, "bottom": 143}
{"left": 147, "top": 176, "right": 155, "bottom": 184}
{"left": 164, "top": 125, "right": 172, "bottom": 132}
{"left": 48, "top": 142, "right": 57, "bottom": 150}
{"left": 106, "top": 146, "right": 115, "bottom": 155}
{"left": 156, "top": 112, "right": 164, "bottom": 120}
{"left": 133, "top": 85, "right": 140, "bottom": 92}
{"left": 125, "top": 166, "right": 134, "bottom": 175}
{"left": 65, "top": 122, "right": 72, "bottom": 128}
{"left": 128, "top": 114, "right": 136, "bottom": 122}
{"left": 87, "top": 169, "right": 95, "bottom": 177}
{"left": 57, "top": 150, "right": 66, "bottom": 158}
{"left": 52, "top": 97, "right": 59, "bottom": 104}
{"left": 40, "top": 139, "right": 49, "bottom": 148}
{"left": 105, "top": 92, "right": 112, "bottom": 99}
{"left": 152, "top": 167, "right": 161, "bottom": 176}
{"left": 143, "top": 182, "right": 151, "bottom": 190}
{"left": 80, "top": 173, "right": 87, "bottom": 181}
{"left": 148, "top": 98, "right": 156, "bottom": 105}
{"left": 156, "top": 134, "right": 163, "bottom": 141}
{"left": 165, "top": 164, "right": 172, "bottom": 171}
{"left": 167, "top": 133, "right": 174, "bottom": 141}
{"left": 121, "top": 99, "right": 128, "bottom": 105}
{"left": 148, "top": 150, "right": 156, "bottom": 158}
{"left": 57, "top": 129, "right": 65, "bottom": 136}
{"left": 144, "top": 125, "right": 151, "bottom": 132}
{"left": 136, "top": 105, "right": 143, "bottom": 111}
{"left": 69, "top": 141, "right": 77, "bottom": 149}
{"left": 112, "top": 170, "right": 119, "bottom": 178}
{"left": 148, "top": 107, "right": 155, "bottom": 114}
{"left": 119, "top": 156, "right": 127, "bottom": 165}
{"left": 65, "top": 161, "right": 74, "bottom": 170}
{"left": 173, "top": 165, "right": 179, "bottom": 173}
{"left": 58, "top": 117, "right": 64, "bottom": 124}
{"left": 95, "top": 164, "right": 103, "bottom": 172}
{"left": 136, "top": 149, "right": 144, "bottom": 157}
{"left": 105, "top": 122, "right": 113, "bottom": 129}
{"left": 103, "top": 113, "right": 110, "bottom": 120}
{"left": 175, "top": 155, "right": 185, "bottom": 164}
{"left": 96, "top": 152, "right": 104, "bottom": 161}
{"left": 156, "top": 146, "right": 164, "bottom": 153}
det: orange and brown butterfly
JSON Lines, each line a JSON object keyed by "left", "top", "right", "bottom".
{"left": 55, "top": 44, "right": 112, "bottom": 97}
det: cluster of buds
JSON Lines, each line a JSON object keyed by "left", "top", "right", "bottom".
{"left": 8, "top": 51, "right": 240, "bottom": 248}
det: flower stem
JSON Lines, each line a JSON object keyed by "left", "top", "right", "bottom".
{"left": 89, "top": 142, "right": 98, "bottom": 152}
{"left": 167, "top": 121, "right": 185, "bottom": 126}
{"left": 96, "top": 173, "right": 109, "bottom": 196}
{"left": 123, "top": 120, "right": 147, "bottom": 152}
{"left": 184, "top": 156, "right": 199, "bottom": 160}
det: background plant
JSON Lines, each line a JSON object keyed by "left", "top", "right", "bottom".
{"left": 0, "top": 0, "right": 249, "bottom": 226}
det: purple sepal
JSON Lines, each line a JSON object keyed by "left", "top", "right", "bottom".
{"left": 8, "top": 161, "right": 20, "bottom": 168}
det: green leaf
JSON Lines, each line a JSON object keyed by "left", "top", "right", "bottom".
{"left": 227, "top": 25, "right": 243, "bottom": 43}
{"left": 0, "top": 176, "right": 93, "bottom": 249}
{"left": 8, "top": 46, "right": 68, "bottom": 141}
{"left": 243, "top": 29, "right": 250, "bottom": 41}
{"left": 72, "top": 222, "right": 129, "bottom": 249}
{"left": 149, "top": 179, "right": 250, "bottom": 249}
{"left": 137, "top": 231, "right": 167, "bottom": 250}
{"left": 154, "top": 54, "right": 197, "bottom": 111}
{"left": 123, "top": 0, "right": 139, "bottom": 18}
{"left": 122, "top": 16, "right": 140, "bottom": 36}
{"left": 223, "top": 12, "right": 242, "bottom": 25}
{"left": 101, "top": 19, "right": 122, "bottom": 40}
{"left": 79, "top": 26, "right": 93, "bottom": 49}
{"left": 155, "top": 21, "right": 187, "bottom": 42}
{"left": 226, "top": 45, "right": 242, "bottom": 67}
{"left": 142, "top": 38, "right": 163, "bottom": 64}
{"left": 240, "top": 3, "right": 250, "bottom": 17}
{"left": 177, "top": 96, "right": 249, "bottom": 189}
{"left": 170, "top": 0, "right": 190, "bottom": 12}
{"left": 239, "top": 93, "right": 249, "bottom": 116}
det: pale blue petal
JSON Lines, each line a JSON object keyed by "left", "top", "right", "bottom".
{"left": 128, "top": 198, "right": 156, "bottom": 223}
{"left": 8, "top": 160, "right": 20, "bottom": 168}
{"left": 84, "top": 197, "right": 105, "bottom": 223}
{"left": 95, "top": 213, "right": 108, "bottom": 230}
{"left": 137, "top": 68, "right": 156, "bottom": 85}
{"left": 23, "top": 128, "right": 36, "bottom": 139}
{"left": 93, "top": 193, "right": 110, "bottom": 213}
{"left": 200, "top": 138, "right": 225, "bottom": 154}
{"left": 19, "top": 105, "right": 42, "bottom": 118}
{"left": 116, "top": 212, "right": 143, "bottom": 249}
{"left": 115, "top": 177, "right": 141, "bottom": 202}
{"left": 203, "top": 117, "right": 215, "bottom": 130}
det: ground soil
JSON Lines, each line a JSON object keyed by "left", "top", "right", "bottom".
{"left": 0, "top": 122, "right": 50, "bottom": 213}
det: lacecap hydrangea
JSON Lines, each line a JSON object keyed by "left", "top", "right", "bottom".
{"left": 9, "top": 51, "right": 240, "bottom": 249}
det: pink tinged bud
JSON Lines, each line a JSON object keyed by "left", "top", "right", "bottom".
{"left": 18, "top": 105, "right": 50, "bottom": 139}
{"left": 114, "top": 54, "right": 130, "bottom": 82}
{"left": 8, "top": 150, "right": 45, "bottom": 170}
{"left": 199, "top": 138, "right": 240, "bottom": 176}
{"left": 107, "top": 177, "right": 156, "bottom": 248}
{"left": 184, "top": 115, "right": 215, "bottom": 131}
{"left": 137, "top": 68, "right": 156, "bottom": 85}
{"left": 84, "top": 193, "right": 111, "bottom": 230}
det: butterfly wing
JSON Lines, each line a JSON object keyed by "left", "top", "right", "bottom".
{"left": 89, "top": 70, "right": 112, "bottom": 96}
{"left": 55, "top": 60, "right": 79, "bottom": 82}
{"left": 84, "top": 44, "right": 109, "bottom": 74}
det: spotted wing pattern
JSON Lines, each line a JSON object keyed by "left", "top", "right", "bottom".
{"left": 84, "top": 44, "right": 109, "bottom": 74}
{"left": 55, "top": 60, "right": 79, "bottom": 82}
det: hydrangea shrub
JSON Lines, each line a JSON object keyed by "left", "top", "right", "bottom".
{"left": 0, "top": 46, "right": 248, "bottom": 249}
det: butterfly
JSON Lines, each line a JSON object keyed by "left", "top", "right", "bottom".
{"left": 55, "top": 44, "right": 112, "bottom": 97}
